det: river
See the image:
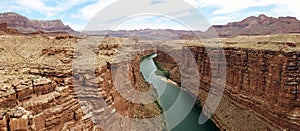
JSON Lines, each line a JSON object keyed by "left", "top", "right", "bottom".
{"left": 140, "top": 54, "right": 219, "bottom": 131}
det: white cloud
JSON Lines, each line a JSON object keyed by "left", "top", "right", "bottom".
{"left": 15, "top": 0, "right": 58, "bottom": 17}
{"left": 197, "top": 0, "right": 300, "bottom": 18}
{"left": 113, "top": 16, "right": 189, "bottom": 30}
{"left": 193, "top": 0, "right": 300, "bottom": 26}
{"left": 183, "top": 0, "right": 201, "bottom": 7}
{"left": 272, "top": 0, "right": 300, "bottom": 18}
{"left": 77, "top": 0, "right": 204, "bottom": 21}
{"left": 15, "top": 0, "right": 91, "bottom": 18}
{"left": 77, "top": 0, "right": 212, "bottom": 31}
{"left": 78, "top": 0, "right": 118, "bottom": 20}
{"left": 65, "top": 22, "right": 86, "bottom": 31}
{"left": 198, "top": 0, "right": 279, "bottom": 15}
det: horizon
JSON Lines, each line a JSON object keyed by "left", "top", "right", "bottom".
{"left": 0, "top": 0, "right": 299, "bottom": 31}
{"left": 2, "top": 11, "right": 298, "bottom": 32}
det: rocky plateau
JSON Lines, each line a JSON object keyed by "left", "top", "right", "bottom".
{"left": 0, "top": 12, "right": 77, "bottom": 35}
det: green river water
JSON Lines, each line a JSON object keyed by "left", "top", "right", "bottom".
{"left": 140, "top": 54, "right": 219, "bottom": 131}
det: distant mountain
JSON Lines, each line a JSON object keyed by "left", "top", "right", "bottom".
{"left": 86, "top": 14, "right": 300, "bottom": 39}
{"left": 3, "top": 12, "right": 296, "bottom": 38}
{"left": 85, "top": 29, "right": 200, "bottom": 40}
{"left": 1, "top": 12, "right": 298, "bottom": 38}
{"left": 0, "top": 12, "right": 77, "bottom": 35}
{"left": 206, "top": 14, "right": 300, "bottom": 37}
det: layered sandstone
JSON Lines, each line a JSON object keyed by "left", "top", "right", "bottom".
{"left": 206, "top": 14, "right": 300, "bottom": 37}
{"left": 2, "top": 32, "right": 299, "bottom": 130}
{"left": 154, "top": 34, "right": 300, "bottom": 130}
{"left": 0, "top": 35, "right": 164, "bottom": 130}
{"left": 0, "top": 12, "right": 76, "bottom": 34}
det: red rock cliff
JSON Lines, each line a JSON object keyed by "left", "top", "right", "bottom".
{"left": 154, "top": 37, "right": 300, "bottom": 130}
{"left": 0, "top": 36, "right": 163, "bottom": 130}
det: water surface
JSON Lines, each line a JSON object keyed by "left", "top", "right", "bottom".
{"left": 140, "top": 54, "right": 219, "bottom": 131}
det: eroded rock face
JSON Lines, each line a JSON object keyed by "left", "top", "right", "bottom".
{"left": 0, "top": 85, "right": 17, "bottom": 108}
{"left": 0, "top": 73, "right": 95, "bottom": 130}
{"left": 206, "top": 14, "right": 300, "bottom": 37}
{"left": 0, "top": 36, "right": 105, "bottom": 130}
{"left": 0, "top": 22, "right": 21, "bottom": 35}
{"left": 29, "top": 20, "right": 72, "bottom": 32}
{"left": 3, "top": 33, "right": 299, "bottom": 130}
{"left": 0, "top": 35, "right": 163, "bottom": 130}
{"left": 8, "top": 107, "right": 31, "bottom": 131}
{"left": 0, "top": 12, "right": 75, "bottom": 34}
{"left": 0, "top": 23, "right": 7, "bottom": 30}
{"left": 154, "top": 41, "right": 300, "bottom": 130}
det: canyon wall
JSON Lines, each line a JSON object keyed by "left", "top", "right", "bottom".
{"left": 0, "top": 66, "right": 97, "bottom": 130}
{"left": 154, "top": 44, "right": 300, "bottom": 130}
{"left": 2, "top": 34, "right": 299, "bottom": 130}
{"left": 0, "top": 36, "right": 163, "bottom": 130}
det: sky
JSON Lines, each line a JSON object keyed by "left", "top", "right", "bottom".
{"left": 1, "top": 0, "right": 299, "bottom": 31}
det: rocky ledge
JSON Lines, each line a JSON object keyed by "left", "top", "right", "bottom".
{"left": 154, "top": 34, "right": 300, "bottom": 130}
{"left": 1, "top": 33, "right": 299, "bottom": 130}
{"left": 0, "top": 35, "right": 164, "bottom": 130}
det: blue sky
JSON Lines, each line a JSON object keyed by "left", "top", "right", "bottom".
{"left": 1, "top": 0, "right": 299, "bottom": 31}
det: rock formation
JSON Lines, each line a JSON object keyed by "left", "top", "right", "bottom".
{"left": 0, "top": 22, "right": 21, "bottom": 35}
{"left": 0, "top": 35, "right": 164, "bottom": 130}
{"left": 0, "top": 12, "right": 76, "bottom": 35}
{"left": 1, "top": 31, "right": 300, "bottom": 130}
{"left": 89, "top": 14, "right": 300, "bottom": 39}
{"left": 153, "top": 35, "right": 300, "bottom": 130}
{"left": 206, "top": 14, "right": 300, "bottom": 37}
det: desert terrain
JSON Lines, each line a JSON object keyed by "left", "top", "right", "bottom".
{"left": 0, "top": 12, "right": 299, "bottom": 130}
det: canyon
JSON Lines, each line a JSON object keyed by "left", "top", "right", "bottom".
{"left": 0, "top": 35, "right": 164, "bottom": 130}
{"left": 0, "top": 33, "right": 299, "bottom": 130}
{"left": 154, "top": 35, "right": 300, "bottom": 130}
